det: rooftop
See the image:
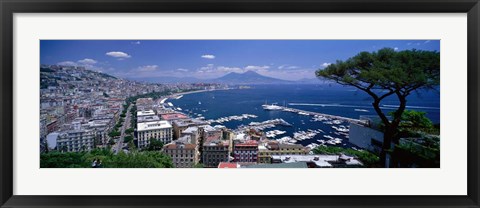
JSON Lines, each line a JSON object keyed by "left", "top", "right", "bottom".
{"left": 137, "top": 115, "right": 160, "bottom": 123}
{"left": 235, "top": 140, "right": 258, "bottom": 147}
{"left": 137, "top": 120, "right": 172, "bottom": 132}
{"left": 172, "top": 118, "right": 208, "bottom": 127}
{"left": 218, "top": 162, "right": 239, "bottom": 168}
{"left": 137, "top": 110, "right": 156, "bottom": 117}
{"left": 182, "top": 126, "right": 198, "bottom": 134}
{"left": 164, "top": 142, "right": 196, "bottom": 150}
{"left": 160, "top": 113, "right": 188, "bottom": 121}
{"left": 242, "top": 162, "right": 308, "bottom": 168}
{"left": 271, "top": 155, "right": 363, "bottom": 167}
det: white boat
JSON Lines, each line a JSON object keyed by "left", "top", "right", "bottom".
{"left": 298, "top": 112, "right": 310, "bottom": 116}
{"left": 177, "top": 107, "right": 182, "bottom": 111}
{"left": 262, "top": 104, "right": 283, "bottom": 111}
{"left": 167, "top": 102, "right": 174, "bottom": 107}
{"left": 198, "top": 101, "right": 202, "bottom": 105}
{"left": 323, "top": 135, "right": 334, "bottom": 140}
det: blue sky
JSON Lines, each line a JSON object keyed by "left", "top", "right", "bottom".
{"left": 40, "top": 40, "right": 440, "bottom": 81}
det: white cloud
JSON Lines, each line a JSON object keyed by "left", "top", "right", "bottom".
{"left": 131, "top": 41, "right": 141, "bottom": 45}
{"left": 135, "top": 65, "right": 158, "bottom": 72}
{"left": 424, "top": 40, "right": 431, "bottom": 44}
{"left": 201, "top": 54, "right": 215, "bottom": 59}
{"left": 176, "top": 68, "right": 189, "bottom": 72}
{"left": 106, "top": 51, "right": 131, "bottom": 59}
{"left": 407, "top": 42, "right": 412, "bottom": 46}
{"left": 321, "top": 62, "right": 332, "bottom": 68}
{"left": 278, "top": 65, "right": 299, "bottom": 70}
{"left": 57, "top": 61, "right": 77, "bottom": 66}
{"left": 77, "top": 58, "right": 97, "bottom": 65}
{"left": 245, "top": 65, "right": 270, "bottom": 71}
{"left": 218, "top": 66, "right": 243, "bottom": 73}
{"left": 394, "top": 47, "right": 399, "bottom": 51}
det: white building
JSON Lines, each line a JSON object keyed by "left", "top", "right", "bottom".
{"left": 137, "top": 109, "right": 156, "bottom": 117}
{"left": 137, "top": 120, "right": 173, "bottom": 148}
{"left": 56, "top": 129, "right": 95, "bottom": 152}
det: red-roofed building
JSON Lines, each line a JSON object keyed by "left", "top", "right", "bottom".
{"left": 218, "top": 162, "right": 239, "bottom": 168}
{"left": 234, "top": 140, "right": 258, "bottom": 163}
{"left": 161, "top": 113, "right": 189, "bottom": 121}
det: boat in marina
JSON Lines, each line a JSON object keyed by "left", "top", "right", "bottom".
{"left": 262, "top": 104, "right": 283, "bottom": 111}
{"left": 298, "top": 112, "right": 310, "bottom": 116}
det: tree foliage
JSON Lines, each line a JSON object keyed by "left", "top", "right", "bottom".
{"left": 392, "top": 110, "right": 433, "bottom": 130}
{"left": 125, "top": 128, "right": 134, "bottom": 134}
{"left": 147, "top": 139, "right": 164, "bottom": 151}
{"left": 108, "top": 131, "right": 121, "bottom": 138}
{"left": 124, "top": 135, "right": 134, "bottom": 143}
{"left": 40, "top": 149, "right": 173, "bottom": 168}
{"left": 316, "top": 48, "right": 440, "bottom": 166}
{"left": 312, "top": 146, "right": 380, "bottom": 167}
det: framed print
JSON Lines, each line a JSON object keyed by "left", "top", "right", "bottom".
{"left": 1, "top": 0, "right": 479, "bottom": 207}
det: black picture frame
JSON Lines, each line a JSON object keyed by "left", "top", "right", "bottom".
{"left": 1, "top": 0, "right": 479, "bottom": 207}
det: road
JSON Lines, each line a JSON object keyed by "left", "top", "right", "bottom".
{"left": 113, "top": 104, "right": 133, "bottom": 154}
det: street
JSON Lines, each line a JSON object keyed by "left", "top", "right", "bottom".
{"left": 113, "top": 104, "right": 133, "bottom": 154}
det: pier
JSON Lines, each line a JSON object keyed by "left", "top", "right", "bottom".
{"left": 268, "top": 105, "right": 369, "bottom": 126}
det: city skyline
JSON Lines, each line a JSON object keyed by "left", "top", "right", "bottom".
{"left": 40, "top": 40, "right": 440, "bottom": 81}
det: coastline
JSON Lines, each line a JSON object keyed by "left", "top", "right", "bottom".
{"left": 160, "top": 88, "right": 232, "bottom": 104}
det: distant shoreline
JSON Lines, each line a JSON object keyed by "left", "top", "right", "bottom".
{"left": 161, "top": 88, "right": 231, "bottom": 104}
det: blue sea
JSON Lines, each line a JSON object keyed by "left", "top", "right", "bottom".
{"left": 169, "top": 84, "right": 440, "bottom": 147}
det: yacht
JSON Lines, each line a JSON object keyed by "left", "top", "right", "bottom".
{"left": 262, "top": 104, "right": 283, "bottom": 111}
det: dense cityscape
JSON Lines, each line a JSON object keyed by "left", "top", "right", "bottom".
{"left": 40, "top": 63, "right": 439, "bottom": 168}
{"left": 40, "top": 40, "right": 440, "bottom": 168}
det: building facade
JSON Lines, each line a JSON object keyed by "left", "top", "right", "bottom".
{"left": 202, "top": 140, "right": 229, "bottom": 168}
{"left": 56, "top": 129, "right": 95, "bottom": 152}
{"left": 233, "top": 140, "right": 258, "bottom": 163}
{"left": 163, "top": 142, "right": 198, "bottom": 168}
{"left": 257, "top": 142, "right": 309, "bottom": 163}
{"left": 137, "top": 120, "right": 173, "bottom": 149}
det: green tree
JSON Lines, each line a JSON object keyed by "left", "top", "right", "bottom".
{"left": 128, "top": 140, "right": 137, "bottom": 151}
{"left": 124, "top": 135, "right": 134, "bottom": 143}
{"left": 40, "top": 149, "right": 174, "bottom": 168}
{"left": 312, "top": 146, "right": 380, "bottom": 167}
{"left": 108, "top": 131, "right": 121, "bottom": 138}
{"left": 125, "top": 128, "right": 134, "bottom": 134}
{"left": 393, "top": 110, "right": 433, "bottom": 130}
{"left": 316, "top": 48, "right": 440, "bottom": 167}
{"left": 147, "top": 139, "right": 164, "bottom": 151}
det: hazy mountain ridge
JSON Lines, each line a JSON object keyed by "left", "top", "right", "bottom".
{"left": 211, "top": 71, "right": 294, "bottom": 85}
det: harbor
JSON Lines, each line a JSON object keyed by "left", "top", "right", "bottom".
{"left": 262, "top": 103, "right": 369, "bottom": 126}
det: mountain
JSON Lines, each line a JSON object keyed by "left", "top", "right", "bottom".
{"left": 211, "top": 71, "right": 293, "bottom": 85}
